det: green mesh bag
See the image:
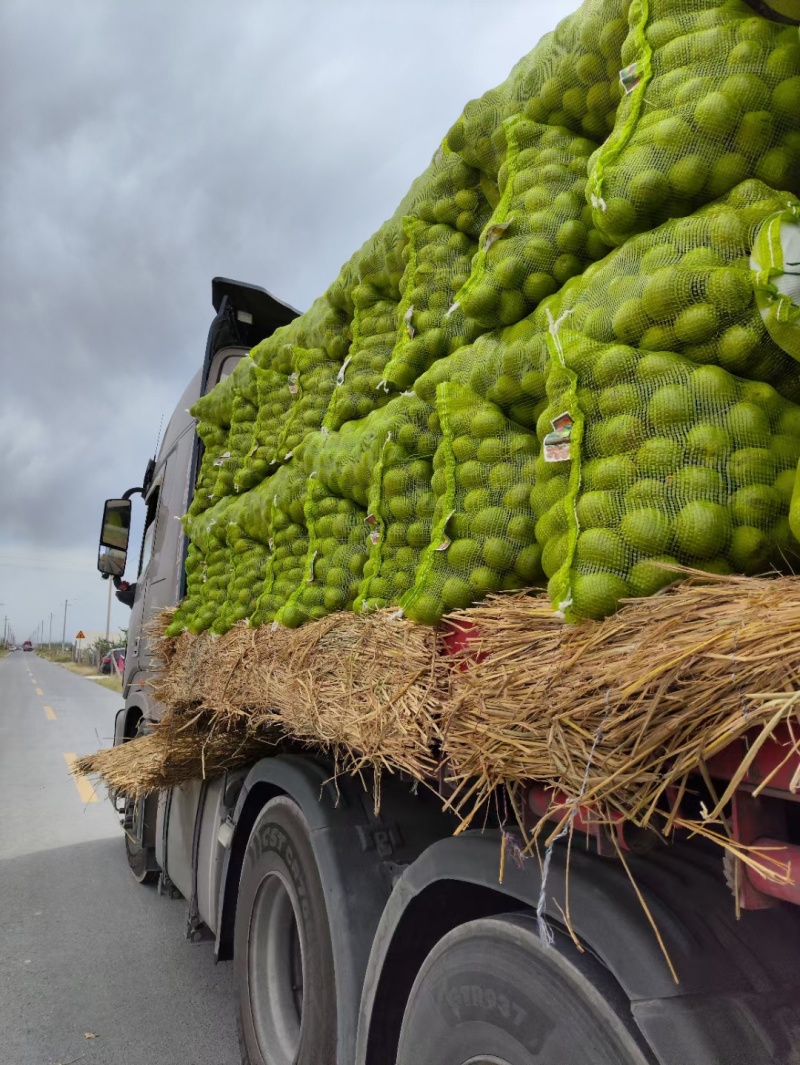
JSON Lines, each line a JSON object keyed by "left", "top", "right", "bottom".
{"left": 415, "top": 319, "right": 551, "bottom": 434}
{"left": 790, "top": 456, "right": 800, "bottom": 543}
{"left": 216, "top": 478, "right": 276, "bottom": 627}
{"left": 275, "top": 473, "right": 370, "bottom": 629}
{"left": 164, "top": 543, "right": 206, "bottom": 637}
{"left": 402, "top": 142, "right": 495, "bottom": 241}
{"left": 455, "top": 119, "right": 608, "bottom": 333}
{"left": 354, "top": 396, "right": 439, "bottom": 613}
{"left": 401, "top": 383, "right": 543, "bottom": 625}
{"left": 235, "top": 365, "right": 297, "bottom": 490}
{"left": 535, "top": 182, "right": 800, "bottom": 404}
{"left": 178, "top": 497, "right": 237, "bottom": 634}
{"left": 587, "top": 1, "right": 800, "bottom": 245}
{"left": 446, "top": 0, "right": 631, "bottom": 180}
{"left": 249, "top": 457, "right": 312, "bottom": 627}
{"left": 214, "top": 358, "right": 259, "bottom": 497}
{"left": 186, "top": 422, "right": 228, "bottom": 518}
{"left": 323, "top": 291, "right": 399, "bottom": 431}
{"left": 381, "top": 219, "right": 481, "bottom": 392}
{"left": 279, "top": 346, "right": 340, "bottom": 453}
{"left": 536, "top": 326, "right": 800, "bottom": 621}
{"left": 190, "top": 368, "right": 239, "bottom": 428}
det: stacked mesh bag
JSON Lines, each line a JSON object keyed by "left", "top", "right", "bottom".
{"left": 168, "top": 0, "right": 800, "bottom": 637}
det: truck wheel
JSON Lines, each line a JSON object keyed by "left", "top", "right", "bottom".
{"left": 124, "top": 793, "right": 158, "bottom": 884}
{"left": 396, "top": 914, "right": 653, "bottom": 1065}
{"left": 234, "top": 796, "right": 336, "bottom": 1065}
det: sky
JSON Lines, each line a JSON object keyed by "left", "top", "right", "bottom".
{"left": 0, "top": 0, "right": 577, "bottom": 645}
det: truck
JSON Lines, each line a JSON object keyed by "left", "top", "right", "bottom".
{"left": 93, "top": 276, "right": 800, "bottom": 1065}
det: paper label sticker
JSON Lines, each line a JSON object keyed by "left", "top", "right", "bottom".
{"left": 543, "top": 412, "right": 574, "bottom": 463}
{"left": 404, "top": 305, "right": 415, "bottom": 339}
{"left": 288, "top": 372, "right": 299, "bottom": 395}
{"left": 307, "top": 550, "right": 318, "bottom": 583}
{"left": 483, "top": 222, "right": 510, "bottom": 251}
{"left": 336, "top": 355, "right": 352, "bottom": 387}
{"left": 619, "top": 62, "right": 642, "bottom": 94}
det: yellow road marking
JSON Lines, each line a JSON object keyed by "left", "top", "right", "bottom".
{"left": 64, "top": 754, "right": 97, "bottom": 804}
{"left": 30, "top": 677, "right": 36, "bottom": 684}
{"left": 36, "top": 688, "right": 43, "bottom": 696}
{"left": 44, "top": 705, "right": 57, "bottom": 721}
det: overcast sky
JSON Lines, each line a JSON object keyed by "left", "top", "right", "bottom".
{"left": 0, "top": 0, "right": 577, "bottom": 644}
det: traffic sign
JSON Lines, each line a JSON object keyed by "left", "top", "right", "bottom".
{"left": 75, "top": 630, "right": 85, "bottom": 640}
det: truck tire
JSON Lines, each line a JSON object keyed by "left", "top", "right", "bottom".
{"left": 234, "top": 796, "right": 336, "bottom": 1065}
{"left": 396, "top": 913, "right": 654, "bottom": 1065}
{"left": 124, "top": 794, "right": 158, "bottom": 884}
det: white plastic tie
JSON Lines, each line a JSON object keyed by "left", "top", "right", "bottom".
{"left": 444, "top": 301, "right": 460, "bottom": 320}
{"left": 335, "top": 356, "right": 352, "bottom": 387}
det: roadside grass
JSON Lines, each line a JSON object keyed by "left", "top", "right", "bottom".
{"left": 40, "top": 653, "right": 124, "bottom": 692}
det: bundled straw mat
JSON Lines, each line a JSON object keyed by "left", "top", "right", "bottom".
{"left": 77, "top": 573, "right": 800, "bottom": 872}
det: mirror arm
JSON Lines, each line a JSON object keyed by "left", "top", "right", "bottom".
{"left": 122, "top": 486, "right": 143, "bottom": 501}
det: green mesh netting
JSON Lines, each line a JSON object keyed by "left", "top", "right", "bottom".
{"left": 186, "top": 421, "right": 228, "bottom": 519}
{"left": 455, "top": 119, "right": 607, "bottom": 332}
{"left": 355, "top": 395, "right": 439, "bottom": 613}
{"left": 217, "top": 477, "right": 276, "bottom": 627}
{"left": 278, "top": 346, "right": 339, "bottom": 454}
{"left": 401, "top": 383, "right": 543, "bottom": 624}
{"left": 213, "top": 358, "right": 259, "bottom": 497}
{"left": 190, "top": 368, "right": 239, "bottom": 428}
{"left": 587, "top": 1, "right": 800, "bottom": 245}
{"left": 381, "top": 219, "right": 481, "bottom": 391}
{"left": 537, "top": 326, "right": 800, "bottom": 621}
{"left": 323, "top": 290, "right": 399, "bottom": 431}
{"left": 446, "top": 0, "right": 631, "bottom": 180}
{"left": 535, "top": 182, "right": 800, "bottom": 403}
{"left": 235, "top": 366, "right": 297, "bottom": 490}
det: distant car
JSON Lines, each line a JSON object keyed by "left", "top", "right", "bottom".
{"left": 22, "top": 641, "right": 33, "bottom": 652}
{"left": 101, "top": 647, "right": 126, "bottom": 675}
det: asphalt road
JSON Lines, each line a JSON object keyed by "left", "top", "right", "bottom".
{"left": 0, "top": 652, "right": 240, "bottom": 1065}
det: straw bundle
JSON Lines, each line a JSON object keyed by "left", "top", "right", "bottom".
{"left": 442, "top": 571, "right": 800, "bottom": 839}
{"left": 73, "top": 708, "right": 281, "bottom": 800}
{"left": 150, "top": 610, "right": 444, "bottom": 779}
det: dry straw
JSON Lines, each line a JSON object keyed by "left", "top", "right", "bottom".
{"left": 74, "top": 708, "right": 281, "bottom": 799}
{"left": 80, "top": 573, "right": 800, "bottom": 872}
{"left": 442, "top": 571, "right": 800, "bottom": 854}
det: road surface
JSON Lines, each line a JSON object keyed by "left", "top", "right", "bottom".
{"left": 0, "top": 651, "right": 240, "bottom": 1065}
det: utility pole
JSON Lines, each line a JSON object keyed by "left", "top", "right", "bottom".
{"left": 61, "top": 599, "right": 70, "bottom": 654}
{"left": 49, "top": 613, "right": 53, "bottom": 650}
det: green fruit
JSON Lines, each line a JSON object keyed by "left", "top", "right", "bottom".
{"left": 471, "top": 409, "right": 507, "bottom": 439}
{"left": 514, "top": 544, "right": 544, "bottom": 582}
{"left": 471, "top": 507, "right": 507, "bottom": 538}
{"left": 572, "top": 572, "right": 631, "bottom": 620}
{"left": 629, "top": 169, "right": 671, "bottom": 211}
{"left": 674, "top": 466, "right": 723, "bottom": 502}
{"left": 483, "top": 537, "right": 516, "bottom": 571}
{"left": 690, "top": 365, "right": 737, "bottom": 404}
{"left": 674, "top": 500, "right": 731, "bottom": 560}
{"left": 626, "top": 479, "right": 666, "bottom": 507}
{"left": 598, "top": 384, "right": 639, "bottom": 418}
{"left": 735, "top": 111, "right": 774, "bottom": 158}
{"left": 407, "top": 521, "right": 431, "bottom": 549}
{"left": 728, "top": 448, "right": 776, "bottom": 487}
{"left": 469, "top": 566, "right": 502, "bottom": 594}
{"left": 648, "top": 384, "right": 695, "bottom": 430}
{"left": 576, "top": 528, "right": 627, "bottom": 568}
{"left": 447, "top": 539, "right": 481, "bottom": 571}
{"left": 441, "top": 577, "right": 474, "bottom": 611}
{"left": 674, "top": 304, "right": 719, "bottom": 345}
{"left": 668, "top": 155, "right": 708, "bottom": 198}
{"left": 583, "top": 456, "right": 637, "bottom": 490}
{"left": 775, "top": 468, "right": 796, "bottom": 505}
{"left": 620, "top": 508, "right": 673, "bottom": 554}
{"left": 725, "top": 403, "right": 770, "bottom": 448}
{"left": 772, "top": 77, "right": 800, "bottom": 122}
{"left": 694, "top": 92, "right": 741, "bottom": 140}
{"left": 464, "top": 488, "right": 492, "bottom": 514}
{"left": 612, "top": 299, "right": 646, "bottom": 344}
{"left": 541, "top": 533, "right": 569, "bottom": 579}
{"left": 731, "top": 485, "right": 780, "bottom": 528}
{"left": 728, "top": 525, "right": 772, "bottom": 575}
{"left": 600, "top": 198, "right": 638, "bottom": 238}
{"left": 599, "top": 414, "right": 645, "bottom": 454}
{"left": 593, "top": 345, "right": 638, "bottom": 388}
{"left": 636, "top": 437, "right": 682, "bottom": 475}
{"left": 523, "top": 272, "right": 559, "bottom": 304}
{"left": 628, "top": 555, "right": 680, "bottom": 597}
{"left": 507, "top": 514, "right": 537, "bottom": 544}
{"left": 576, "top": 489, "right": 618, "bottom": 530}
{"left": 405, "top": 593, "right": 442, "bottom": 625}
{"left": 755, "top": 148, "right": 794, "bottom": 190}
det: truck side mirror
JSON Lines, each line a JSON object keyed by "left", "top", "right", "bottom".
{"left": 98, "top": 498, "right": 132, "bottom": 577}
